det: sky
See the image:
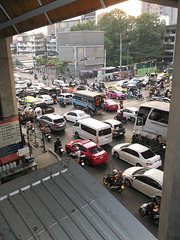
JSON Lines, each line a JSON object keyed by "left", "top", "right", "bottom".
{"left": 28, "top": 0, "right": 142, "bottom": 34}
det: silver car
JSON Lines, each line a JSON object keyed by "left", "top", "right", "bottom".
{"left": 38, "top": 113, "right": 66, "bottom": 131}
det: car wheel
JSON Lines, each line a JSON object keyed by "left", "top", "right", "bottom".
{"left": 37, "top": 121, "right": 41, "bottom": 127}
{"left": 84, "top": 159, "right": 90, "bottom": 166}
{"left": 125, "top": 179, "right": 131, "bottom": 187}
{"left": 131, "top": 117, "right": 135, "bottom": 122}
{"left": 75, "top": 132, "right": 79, "bottom": 138}
{"left": 136, "top": 163, "right": 142, "bottom": 167}
{"left": 66, "top": 148, "right": 71, "bottom": 154}
{"left": 114, "top": 152, "right": 119, "bottom": 159}
{"left": 139, "top": 207, "right": 146, "bottom": 216}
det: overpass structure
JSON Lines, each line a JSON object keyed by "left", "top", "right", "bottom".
{"left": 0, "top": 1, "right": 180, "bottom": 239}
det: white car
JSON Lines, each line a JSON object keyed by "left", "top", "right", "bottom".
{"left": 112, "top": 143, "right": 162, "bottom": 169}
{"left": 31, "top": 83, "right": 46, "bottom": 90}
{"left": 122, "top": 166, "right": 163, "bottom": 199}
{"left": 36, "top": 95, "right": 54, "bottom": 105}
{"left": 117, "top": 107, "right": 138, "bottom": 122}
{"left": 63, "top": 110, "right": 90, "bottom": 123}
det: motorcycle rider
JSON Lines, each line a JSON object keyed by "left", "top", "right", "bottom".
{"left": 111, "top": 170, "right": 124, "bottom": 188}
{"left": 149, "top": 196, "right": 160, "bottom": 218}
{"left": 60, "top": 96, "right": 65, "bottom": 106}
{"left": 54, "top": 137, "right": 62, "bottom": 152}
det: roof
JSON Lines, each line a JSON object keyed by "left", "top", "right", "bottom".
{"left": 104, "top": 119, "right": 122, "bottom": 124}
{"left": 128, "top": 143, "right": 149, "bottom": 152}
{"left": 0, "top": 160, "right": 157, "bottom": 240}
{"left": 140, "top": 101, "right": 170, "bottom": 111}
{"left": 143, "top": 168, "right": 164, "bottom": 183}
{"left": 78, "top": 118, "right": 110, "bottom": 129}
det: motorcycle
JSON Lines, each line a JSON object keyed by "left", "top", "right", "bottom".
{"left": 103, "top": 174, "right": 125, "bottom": 193}
{"left": 59, "top": 101, "right": 66, "bottom": 107}
{"left": 55, "top": 145, "right": 64, "bottom": 155}
{"left": 45, "top": 133, "right": 51, "bottom": 141}
{"left": 114, "top": 114, "right": 127, "bottom": 124}
{"left": 133, "top": 91, "right": 144, "bottom": 100}
{"left": 69, "top": 152, "right": 85, "bottom": 167}
{"left": 139, "top": 202, "right": 160, "bottom": 225}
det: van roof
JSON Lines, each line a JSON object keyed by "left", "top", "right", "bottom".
{"left": 140, "top": 101, "right": 170, "bottom": 111}
{"left": 77, "top": 118, "right": 110, "bottom": 129}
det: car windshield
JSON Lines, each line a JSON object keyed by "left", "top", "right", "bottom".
{"left": 99, "top": 128, "right": 111, "bottom": 136}
{"left": 141, "top": 149, "right": 155, "bottom": 159}
{"left": 89, "top": 146, "right": 103, "bottom": 154}
{"left": 132, "top": 168, "right": 147, "bottom": 176}
{"left": 114, "top": 124, "right": 123, "bottom": 129}
{"left": 43, "top": 96, "right": 51, "bottom": 99}
{"left": 54, "top": 118, "right": 64, "bottom": 123}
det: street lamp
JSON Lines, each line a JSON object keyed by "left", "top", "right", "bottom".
{"left": 127, "top": 43, "right": 130, "bottom": 76}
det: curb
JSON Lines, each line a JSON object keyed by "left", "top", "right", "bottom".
{"left": 48, "top": 148, "right": 62, "bottom": 162}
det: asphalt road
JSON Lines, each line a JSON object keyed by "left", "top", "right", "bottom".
{"left": 18, "top": 71, "right": 165, "bottom": 238}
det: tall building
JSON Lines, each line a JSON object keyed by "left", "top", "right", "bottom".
{"left": 141, "top": 3, "right": 178, "bottom": 25}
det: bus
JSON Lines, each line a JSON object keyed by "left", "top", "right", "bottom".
{"left": 72, "top": 90, "right": 105, "bottom": 113}
{"left": 135, "top": 101, "right": 170, "bottom": 142}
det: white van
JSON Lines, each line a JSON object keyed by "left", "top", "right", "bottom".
{"left": 73, "top": 118, "right": 112, "bottom": 146}
{"left": 115, "top": 80, "right": 129, "bottom": 88}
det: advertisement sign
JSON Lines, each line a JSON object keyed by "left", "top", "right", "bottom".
{"left": 0, "top": 116, "right": 22, "bottom": 159}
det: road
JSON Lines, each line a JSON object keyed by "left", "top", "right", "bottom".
{"left": 18, "top": 71, "right": 162, "bottom": 238}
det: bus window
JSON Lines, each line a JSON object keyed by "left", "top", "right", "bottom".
{"left": 136, "top": 107, "right": 151, "bottom": 126}
{"left": 149, "top": 109, "right": 169, "bottom": 124}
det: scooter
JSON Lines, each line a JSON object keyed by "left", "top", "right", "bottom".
{"left": 59, "top": 101, "right": 66, "bottom": 107}
{"left": 45, "top": 133, "right": 51, "bottom": 141}
{"left": 69, "top": 152, "right": 85, "bottom": 167}
{"left": 55, "top": 145, "right": 64, "bottom": 155}
{"left": 114, "top": 114, "right": 127, "bottom": 124}
{"left": 103, "top": 173, "right": 125, "bottom": 193}
{"left": 139, "top": 202, "right": 160, "bottom": 225}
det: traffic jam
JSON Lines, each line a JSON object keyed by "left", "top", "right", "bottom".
{"left": 16, "top": 70, "right": 171, "bottom": 233}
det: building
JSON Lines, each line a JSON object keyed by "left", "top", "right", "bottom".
{"left": 163, "top": 25, "right": 176, "bottom": 65}
{"left": 141, "top": 3, "right": 178, "bottom": 25}
{"left": 56, "top": 31, "right": 104, "bottom": 77}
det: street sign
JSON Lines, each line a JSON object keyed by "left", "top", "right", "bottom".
{"left": 40, "top": 125, "right": 45, "bottom": 132}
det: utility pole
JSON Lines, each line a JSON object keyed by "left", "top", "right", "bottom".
{"left": 120, "top": 33, "right": 122, "bottom": 74}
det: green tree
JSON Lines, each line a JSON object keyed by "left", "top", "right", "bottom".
{"left": 47, "top": 58, "right": 68, "bottom": 74}
{"left": 70, "top": 20, "right": 97, "bottom": 31}
{"left": 130, "top": 13, "right": 166, "bottom": 63}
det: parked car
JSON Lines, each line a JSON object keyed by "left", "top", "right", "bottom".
{"left": 77, "top": 85, "right": 90, "bottom": 91}
{"left": 15, "top": 80, "right": 27, "bottom": 89}
{"left": 122, "top": 166, "right": 163, "bottom": 199}
{"left": 112, "top": 143, "right": 162, "bottom": 169}
{"left": 33, "top": 102, "right": 55, "bottom": 114}
{"left": 53, "top": 80, "right": 69, "bottom": 88}
{"left": 65, "top": 139, "right": 108, "bottom": 166}
{"left": 37, "top": 113, "right": 66, "bottom": 131}
{"left": 36, "top": 94, "right": 54, "bottom": 105}
{"left": 104, "top": 119, "right": 125, "bottom": 137}
{"left": 103, "top": 99, "right": 118, "bottom": 111}
{"left": 57, "top": 93, "right": 73, "bottom": 104}
{"left": 117, "top": 107, "right": 138, "bottom": 122}
{"left": 106, "top": 90, "right": 126, "bottom": 99}
{"left": 63, "top": 110, "right": 90, "bottom": 122}
{"left": 19, "top": 96, "right": 38, "bottom": 105}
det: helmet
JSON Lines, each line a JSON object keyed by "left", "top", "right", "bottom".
{"left": 152, "top": 196, "right": 159, "bottom": 204}
{"left": 112, "top": 169, "right": 117, "bottom": 174}
{"left": 76, "top": 147, "right": 79, "bottom": 151}
{"left": 57, "top": 137, "right": 59, "bottom": 140}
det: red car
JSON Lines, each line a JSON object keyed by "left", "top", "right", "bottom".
{"left": 65, "top": 139, "right": 108, "bottom": 166}
{"left": 103, "top": 99, "right": 118, "bottom": 111}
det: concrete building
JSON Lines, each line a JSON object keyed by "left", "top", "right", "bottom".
{"left": 163, "top": 25, "right": 176, "bottom": 65}
{"left": 57, "top": 31, "right": 104, "bottom": 77}
{"left": 141, "top": 3, "right": 178, "bottom": 25}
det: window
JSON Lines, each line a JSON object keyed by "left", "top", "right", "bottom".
{"left": 128, "top": 149, "right": 139, "bottom": 158}
{"left": 141, "top": 149, "right": 155, "bottom": 159}
{"left": 149, "top": 109, "right": 169, "bottom": 124}
{"left": 78, "top": 145, "right": 87, "bottom": 152}
{"left": 89, "top": 146, "right": 103, "bottom": 154}
{"left": 135, "top": 176, "right": 148, "bottom": 184}
{"left": 136, "top": 107, "right": 151, "bottom": 126}
{"left": 73, "top": 122, "right": 79, "bottom": 127}
{"left": 81, "top": 124, "right": 96, "bottom": 136}
{"left": 146, "top": 177, "right": 162, "bottom": 190}
{"left": 54, "top": 118, "right": 64, "bottom": 124}
{"left": 99, "top": 128, "right": 111, "bottom": 136}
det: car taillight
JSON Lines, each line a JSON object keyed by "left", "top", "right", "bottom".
{"left": 124, "top": 126, "right": 125, "bottom": 129}
{"left": 53, "top": 107, "right": 55, "bottom": 111}
{"left": 43, "top": 110, "right": 45, "bottom": 113}
{"left": 146, "top": 162, "right": 152, "bottom": 165}
{"left": 113, "top": 129, "right": 116, "bottom": 132}
{"left": 97, "top": 137, "right": 99, "bottom": 142}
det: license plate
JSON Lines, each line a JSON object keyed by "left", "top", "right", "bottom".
{"left": 121, "top": 185, "right": 125, "bottom": 189}
{"left": 113, "top": 106, "right": 115, "bottom": 107}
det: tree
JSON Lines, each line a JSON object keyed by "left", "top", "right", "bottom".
{"left": 130, "top": 13, "right": 166, "bottom": 63}
{"left": 70, "top": 20, "right": 97, "bottom": 31}
{"left": 47, "top": 58, "right": 68, "bottom": 74}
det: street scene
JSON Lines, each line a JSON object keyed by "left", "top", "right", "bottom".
{"left": 14, "top": 69, "right": 171, "bottom": 238}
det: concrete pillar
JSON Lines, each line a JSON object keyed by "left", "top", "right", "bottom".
{"left": 0, "top": 38, "right": 17, "bottom": 119}
{"left": 158, "top": 2, "right": 180, "bottom": 240}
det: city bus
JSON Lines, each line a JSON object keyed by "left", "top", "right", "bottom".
{"left": 135, "top": 101, "right": 170, "bottom": 142}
